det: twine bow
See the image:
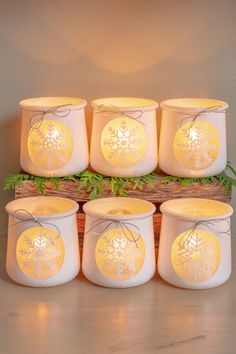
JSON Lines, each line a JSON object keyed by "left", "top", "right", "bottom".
{"left": 29, "top": 104, "right": 72, "bottom": 135}
{"left": 180, "top": 105, "right": 226, "bottom": 137}
{"left": 85, "top": 218, "right": 141, "bottom": 248}
{"left": 12, "top": 209, "right": 61, "bottom": 246}
{"left": 95, "top": 103, "right": 145, "bottom": 125}
{"left": 178, "top": 217, "right": 231, "bottom": 247}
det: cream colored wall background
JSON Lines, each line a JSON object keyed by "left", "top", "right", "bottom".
{"left": 0, "top": 0, "right": 236, "bottom": 234}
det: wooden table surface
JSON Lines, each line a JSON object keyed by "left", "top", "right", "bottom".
{"left": 0, "top": 236, "right": 236, "bottom": 354}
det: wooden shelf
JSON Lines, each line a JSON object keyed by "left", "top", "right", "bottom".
{"left": 15, "top": 174, "right": 231, "bottom": 204}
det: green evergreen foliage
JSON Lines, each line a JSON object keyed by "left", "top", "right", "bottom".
{"left": 4, "top": 162, "right": 236, "bottom": 199}
{"left": 162, "top": 161, "right": 236, "bottom": 194}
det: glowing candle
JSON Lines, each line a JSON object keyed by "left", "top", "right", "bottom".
{"left": 82, "top": 197, "right": 156, "bottom": 288}
{"left": 90, "top": 97, "right": 158, "bottom": 177}
{"left": 159, "top": 98, "right": 228, "bottom": 177}
{"left": 5, "top": 196, "right": 79, "bottom": 287}
{"left": 158, "top": 198, "right": 233, "bottom": 289}
{"left": 20, "top": 97, "right": 89, "bottom": 177}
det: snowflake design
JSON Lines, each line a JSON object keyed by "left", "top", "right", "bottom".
{"left": 101, "top": 118, "right": 146, "bottom": 167}
{"left": 174, "top": 120, "right": 219, "bottom": 170}
{"left": 171, "top": 230, "right": 221, "bottom": 282}
{"left": 17, "top": 227, "right": 65, "bottom": 280}
{"left": 96, "top": 228, "right": 145, "bottom": 280}
{"left": 28, "top": 120, "right": 73, "bottom": 170}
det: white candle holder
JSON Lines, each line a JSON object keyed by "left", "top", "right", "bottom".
{"left": 82, "top": 197, "right": 156, "bottom": 288}
{"left": 90, "top": 97, "right": 158, "bottom": 177}
{"left": 5, "top": 196, "right": 79, "bottom": 287}
{"left": 20, "top": 97, "right": 89, "bottom": 177}
{"left": 159, "top": 98, "right": 228, "bottom": 177}
{"left": 158, "top": 198, "right": 233, "bottom": 289}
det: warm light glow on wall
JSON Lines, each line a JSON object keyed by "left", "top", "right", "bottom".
{"left": 173, "top": 120, "right": 219, "bottom": 170}
{"left": 16, "top": 226, "right": 65, "bottom": 280}
{"left": 171, "top": 229, "right": 221, "bottom": 282}
{"left": 95, "top": 227, "right": 145, "bottom": 280}
{"left": 27, "top": 120, "right": 73, "bottom": 170}
{"left": 101, "top": 117, "right": 147, "bottom": 167}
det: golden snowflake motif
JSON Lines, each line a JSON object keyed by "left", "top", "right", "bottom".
{"left": 174, "top": 120, "right": 219, "bottom": 170}
{"left": 101, "top": 117, "right": 147, "bottom": 167}
{"left": 27, "top": 120, "right": 73, "bottom": 170}
{"left": 95, "top": 228, "right": 145, "bottom": 280}
{"left": 16, "top": 227, "right": 65, "bottom": 280}
{"left": 171, "top": 230, "right": 221, "bottom": 282}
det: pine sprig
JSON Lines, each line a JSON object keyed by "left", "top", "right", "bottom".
{"left": 161, "top": 161, "right": 236, "bottom": 194}
{"left": 161, "top": 175, "right": 215, "bottom": 186}
{"left": 47, "top": 177, "right": 61, "bottom": 191}
{"left": 3, "top": 173, "right": 31, "bottom": 190}
{"left": 31, "top": 176, "right": 47, "bottom": 195}
{"left": 110, "top": 177, "right": 128, "bottom": 197}
{"left": 3, "top": 162, "right": 236, "bottom": 199}
{"left": 76, "top": 171, "right": 105, "bottom": 199}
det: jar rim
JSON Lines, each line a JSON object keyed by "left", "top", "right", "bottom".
{"left": 160, "top": 198, "right": 233, "bottom": 221}
{"left": 19, "top": 97, "right": 87, "bottom": 111}
{"left": 83, "top": 197, "right": 156, "bottom": 220}
{"left": 6, "top": 196, "right": 79, "bottom": 220}
{"left": 160, "top": 98, "right": 228, "bottom": 114}
{"left": 92, "top": 97, "right": 158, "bottom": 112}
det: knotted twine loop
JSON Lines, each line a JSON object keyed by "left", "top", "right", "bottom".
{"left": 177, "top": 217, "right": 231, "bottom": 248}
{"left": 28, "top": 104, "right": 72, "bottom": 136}
{"left": 180, "top": 105, "right": 226, "bottom": 137}
{"left": 85, "top": 218, "right": 141, "bottom": 248}
{"left": 95, "top": 103, "right": 145, "bottom": 125}
{"left": 12, "top": 209, "right": 61, "bottom": 246}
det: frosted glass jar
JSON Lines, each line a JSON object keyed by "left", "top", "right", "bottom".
{"left": 20, "top": 97, "right": 89, "bottom": 177}
{"left": 158, "top": 198, "right": 233, "bottom": 289}
{"left": 82, "top": 197, "right": 156, "bottom": 288}
{"left": 5, "top": 196, "right": 79, "bottom": 287}
{"left": 159, "top": 98, "right": 228, "bottom": 177}
{"left": 90, "top": 97, "right": 158, "bottom": 177}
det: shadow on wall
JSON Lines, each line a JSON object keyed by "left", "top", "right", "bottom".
{"left": 1, "top": 0, "right": 235, "bottom": 74}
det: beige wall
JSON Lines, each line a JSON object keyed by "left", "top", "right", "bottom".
{"left": 1, "top": 0, "right": 236, "bottom": 234}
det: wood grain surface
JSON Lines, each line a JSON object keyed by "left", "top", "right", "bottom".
{"left": 15, "top": 176, "right": 232, "bottom": 204}
{"left": 0, "top": 236, "right": 236, "bottom": 354}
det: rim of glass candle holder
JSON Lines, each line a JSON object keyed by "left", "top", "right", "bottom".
{"left": 19, "top": 97, "right": 87, "bottom": 111}
{"left": 160, "top": 198, "right": 233, "bottom": 222}
{"left": 160, "top": 98, "right": 228, "bottom": 114}
{"left": 83, "top": 197, "right": 156, "bottom": 220}
{"left": 91, "top": 97, "right": 158, "bottom": 112}
{"left": 6, "top": 196, "right": 79, "bottom": 220}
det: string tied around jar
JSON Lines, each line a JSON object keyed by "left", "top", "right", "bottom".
{"left": 95, "top": 103, "right": 145, "bottom": 125}
{"left": 177, "top": 217, "right": 231, "bottom": 248}
{"left": 85, "top": 218, "right": 141, "bottom": 248}
{"left": 12, "top": 209, "right": 61, "bottom": 246}
{"left": 28, "top": 104, "right": 72, "bottom": 135}
{"left": 180, "top": 105, "right": 226, "bottom": 137}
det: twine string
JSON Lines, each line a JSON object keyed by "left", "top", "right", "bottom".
{"left": 85, "top": 218, "right": 141, "bottom": 248}
{"left": 12, "top": 209, "right": 61, "bottom": 246}
{"left": 95, "top": 103, "right": 145, "bottom": 125}
{"left": 29, "top": 104, "right": 72, "bottom": 135}
{"left": 180, "top": 105, "right": 225, "bottom": 137}
{"left": 177, "top": 217, "right": 231, "bottom": 248}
